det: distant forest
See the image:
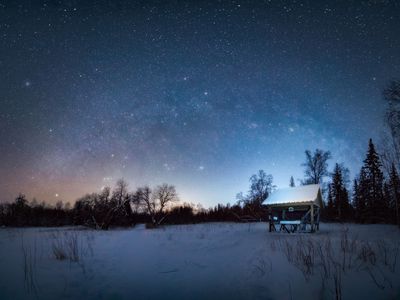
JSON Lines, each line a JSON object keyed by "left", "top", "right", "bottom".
{"left": 1, "top": 80, "right": 400, "bottom": 229}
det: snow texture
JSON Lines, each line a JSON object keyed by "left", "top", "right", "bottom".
{"left": 0, "top": 223, "right": 399, "bottom": 299}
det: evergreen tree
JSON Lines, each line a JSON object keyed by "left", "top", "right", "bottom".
{"left": 330, "top": 163, "right": 351, "bottom": 221}
{"left": 354, "top": 170, "right": 368, "bottom": 223}
{"left": 383, "top": 182, "right": 392, "bottom": 222}
{"left": 388, "top": 164, "right": 400, "bottom": 227}
{"left": 359, "top": 139, "right": 385, "bottom": 223}
{"left": 352, "top": 179, "right": 360, "bottom": 221}
{"left": 289, "top": 176, "right": 295, "bottom": 187}
{"left": 325, "top": 183, "right": 334, "bottom": 220}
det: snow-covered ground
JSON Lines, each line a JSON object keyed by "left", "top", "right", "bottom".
{"left": 0, "top": 223, "right": 399, "bottom": 300}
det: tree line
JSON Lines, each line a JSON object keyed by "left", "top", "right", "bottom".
{"left": 231, "top": 79, "right": 400, "bottom": 226}
{"left": 1, "top": 137, "right": 396, "bottom": 228}
{"left": 323, "top": 138, "right": 399, "bottom": 225}
{"left": 0, "top": 138, "right": 398, "bottom": 228}
{"left": 0, "top": 181, "right": 183, "bottom": 229}
{"left": 322, "top": 79, "right": 400, "bottom": 226}
{"left": 1, "top": 79, "right": 399, "bottom": 228}
{"left": 0, "top": 183, "right": 269, "bottom": 228}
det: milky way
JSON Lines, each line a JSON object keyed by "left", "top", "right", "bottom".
{"left": 1, "top": 1, "right": 399, "bottom": 206}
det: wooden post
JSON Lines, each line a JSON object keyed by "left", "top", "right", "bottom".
{"left": 268, "top": 207, "right": 272, "bottom": 232}
{"left": 310, "top": 204, "right": 314, "bottom": 233}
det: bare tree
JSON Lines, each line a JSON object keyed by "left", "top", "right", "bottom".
{"left": 82, "top": 179, "right": 134, "bottom": 229}
{"left": 382, "top": 80, "right": 400, "bottom": 227}
{"left": 137, "top": 184, "right": 179, "bottom": 226}
{"left": 99, "top": 186, "right": 111, "bottom": 203}
{"left": 381, "top": 80, "right": 400, "bottom": 173}
{"left": 301, "top": 149, "right": 332, "bottom": 185}
{"left": 112, "top": 179, "right": 133, "bottom": 219}
{"left": 136, "top": 185, "right": 152, "bottom": 218}
{"left": 112, "top": 179, "right": 129, "bottom": 206}
{"left": 380, "top": 135, "right": 399, "bottom": 175}
{"left": 248, "top": 170, "right": 274, "bottom": 205}
{"left": 384, "top": 80, "right": 400, "bottom": 102}
{"left": 237, "top": 170, "right": 274, "bottom": 219}
{"left": 55, "top": 200, "right": 63, "bottom": 210}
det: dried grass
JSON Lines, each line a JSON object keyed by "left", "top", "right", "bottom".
{"left": 277, "top": 228, "right": 399, "bottom": 299}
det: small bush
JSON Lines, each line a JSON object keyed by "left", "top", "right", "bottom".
{"left": 49, "top": 231, "right": 88, "bottom": 262}
{"left": 145, "top": 222, "right": 157, "bottom": 229}
{"left": 52, "top": 244, "right": 67, "bottom": 260}
{"left": 358, "top": 243, "right": 376, "bottom": 266}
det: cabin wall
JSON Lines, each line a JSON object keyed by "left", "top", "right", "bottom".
{"left": 270, "top": 206, "right": 309, "bottom": 221}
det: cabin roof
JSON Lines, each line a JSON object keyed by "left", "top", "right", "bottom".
{"left": 263, "top": 184, "right": 322, "bottom": 207}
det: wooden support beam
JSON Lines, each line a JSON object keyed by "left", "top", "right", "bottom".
{"left": 268, "top": 207, "right": 272, "bottom": 232}
{"left": 310, "top": 204, "right": 314, "bottom": 233}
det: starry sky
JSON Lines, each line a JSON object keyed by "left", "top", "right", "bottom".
{"left": 1, "top": 1, "right": 399, "bottom": 207}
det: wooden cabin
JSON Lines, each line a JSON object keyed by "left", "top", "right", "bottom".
{"left": 263, "top": 184, "right": 322, "bottom": 233}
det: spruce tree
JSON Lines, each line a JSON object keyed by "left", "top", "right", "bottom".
{"left": 383, "top": 182, "right": 392, "bottom": 222}
{"left": 330, "top": 163, "right": 351, "bottom": 221}
{"left": 325, "top": 183, "right": 334, "bottom": 220}
{"left": 289, "top": 176, "right": 295, "bottom": 187}
{"left": 352, "top": 179, "right": 360, "bottom": 221}
{"left": 354, "top": 169, "right": 369, "bottom": 223}
{"left": 388, "top": 164, "right": 400, "bottom": 227}
{"left": 360, "top": 139, "right": 385, "bottom": 223}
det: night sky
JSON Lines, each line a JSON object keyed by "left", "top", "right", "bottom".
{"left": 1, "top": 1, "right": 399, "bottom": 207}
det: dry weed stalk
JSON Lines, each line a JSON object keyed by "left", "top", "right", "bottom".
{"left": 277, "top": 228, "right": 399, "bottom": 298}
{"left": 21, "top": 235, "right": 38, "bottom": 297}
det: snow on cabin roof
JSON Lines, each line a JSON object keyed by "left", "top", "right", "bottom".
{"left": 264, "top": 184, "right": 322, "bottom": 207}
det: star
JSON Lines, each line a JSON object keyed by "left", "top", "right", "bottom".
{"left": 0, "top": 0, "right": 397, "bottom": 208}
